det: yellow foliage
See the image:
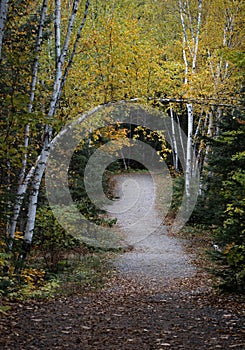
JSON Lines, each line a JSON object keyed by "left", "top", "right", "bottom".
{"left": 14, "top": 231, "right": 24, "bottom": 240}
{"left": 224, "top": 243, "right": 236, "bottom": 255}
{"left": 21, "top": 268, "right": 45, "bottom": 288}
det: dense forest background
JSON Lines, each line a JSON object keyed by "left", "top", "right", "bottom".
{"left": 0, "top": 0, "right": 244, "bottom": 298}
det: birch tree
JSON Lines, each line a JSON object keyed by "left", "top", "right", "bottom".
{"left": 0, "top": 0, "right": 9, "bottom": 60}
{"left": 1, "top": 0, "right": 90, "bottom": 260}
{"left": 178, "top": 0, "right": 202, "bottom": 203}
{"left": 8, "top": 0, "right": 48, "bottom": 245}
{"left": 23, "top": 0, "right": 90, "bottom": 252}
{"left": 0, "top": 0, "right": 44, "bottom": 243}
{"left": 197, "top": 0, "right": 244, "bottom": 193}
{"left": 170, "top": 107, "right": 179, "bottom": 172}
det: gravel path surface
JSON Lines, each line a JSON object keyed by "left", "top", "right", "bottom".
{"left": 1, "top": 173, "right": 244, "bottom": 350}
{"left": 106, "top": 173, "right": 196, "bottom": 286}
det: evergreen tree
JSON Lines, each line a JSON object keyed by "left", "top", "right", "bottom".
{"left": 201, "top": 110, "right": 245, "bottom": 292}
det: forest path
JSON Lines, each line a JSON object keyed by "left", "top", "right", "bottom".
{"left": 1, "top": 173, "right": 244, "bottom": 350}
{"left": 106, "top": 173, "right": 196, "bottom": 287}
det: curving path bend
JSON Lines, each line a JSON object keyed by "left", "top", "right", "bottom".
{"left": 106, "top": 173, "right": 196, "bottom": 286}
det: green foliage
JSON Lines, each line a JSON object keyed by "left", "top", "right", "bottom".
{"left": 0, "top": 250, "right": 47, "bottom": 298}
{"left": 203, "top": 116, "right": 245, "bottom": 292}
{"left": 164, "top": 175, "right": 185, "bottom": 224}
{"left": 170, "top": 175, "right": 185, "bottom": 212}
{"left": 53, "top": 253, "right": 113, "bottom": 296}
{"left": 34, "top": 206, "right": 82, "bottom": 273}
{"left": 209, "top": 244, "right": 245, "bottom": 293}
{"left": 0, "top": 305, "right": 11, "bottom": 315}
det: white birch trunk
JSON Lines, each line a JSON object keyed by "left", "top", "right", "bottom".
{"left": 178, "top": 0, "right": 202, "bottom": 204}
{"left": 58, "top": 0, "right": 90, "bottom": 102}
{"left": 185, "top": 103, "right": 193, "bottom": 203}
{"left": 179, "top": 0, "right": 202, "bottom": 73}
{"left": 199, "top": 109, "right": 214, "bottom": 194}
{"left": 8, "top": 160, "right": 39, "bottom": 244}
{"left": 23, "top": 0, "right": 90, "bottom": 247}
{"left": 194, "top": 114, "right": 202, "bottom": 141}
{"left": 176, "top": 114, "right": 186, "bottom": 163}
{"left": 170, "top": 108, "right": 179, "bottom": 172}
{"left": 0, "top": 0, "right": 9, "bottom": 60}
{"left": 192, "top": 114, "right": 202, "bottom": 176}
{"left": 192, "top": 0, "right": 202, "bottom": 72}
{"left": 120, "top": 150, "right": 128, "bottom": 171}
{"left": 216, "top": 108, "right": 222, "bottom": 137}
{"left": 24, "top": 129, "right": 51, "bottom": 244}
{"left": 8, "top": 0, "right": 48, "bottom": 244}
{"left": 179, "top": 0, "right": 189, "bottom": 84}
{"left": 54, "top": 0, "right": 61, "bottom": 65}
{"left": 24, "top": 0, "right": 62, "bottom": 245}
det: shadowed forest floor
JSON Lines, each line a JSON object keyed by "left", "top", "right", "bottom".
{"left": 0, "top": 174, "right": 244, "bottom": 349}
{"left": 0, "top": 274, "right": 244, "bottom": 349}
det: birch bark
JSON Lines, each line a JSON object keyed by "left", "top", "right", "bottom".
{"left": 185, "top": 103, "right": 193, "bottom": 202}
{"left": 0, "top": 0, "right": 9, "bottom": 60}
{"left": 8, "top": 0, "right": 48, "bottom": 244}
{"left": 170, "top": 108, "right": 179, "bottom": 172}
{"left": 176, "top": 114, "right": 185, "bottom": 163}
{"left": 23, "top": 0, "right": 90, "bottom": 247}
{"left": 178, "top": 0, "right": 202, "bottom": 203}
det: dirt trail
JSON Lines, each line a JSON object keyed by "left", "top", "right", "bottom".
{"left": 106, "top": 173, "right": 196, "bottom": 286}
{"left": 1, "top": 173, "right": 244, "bottom": 350}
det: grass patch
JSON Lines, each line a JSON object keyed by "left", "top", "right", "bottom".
{"left": 53, "top": 251, "right": 116, "bottom": 297}
{"left": 0, "top": 247, "right": 118, "bottom": 301}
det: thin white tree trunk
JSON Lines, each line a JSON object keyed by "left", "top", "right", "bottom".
{"left": 8, "top": 0, "right": 48, "bottom": 244}
{"left": 199, "top": 109, "right": 214, "bottom": 194}
{"left": 0, "top": 0, "right": 9, "bottom": 60}
{"left": 24, "top": 128, "right": 51, "bottom": 245}
{"left": 192, "top": 0, "right": 202, "bottom": 72}
{"left": 185, "top": 103, "right": 193, "bottom": 202}
{"left": 120, "top": 150, "right": 128, "bottom": 170}
{"left": 8, "top": 159, "right": 39, "bottom": 244}
{"left": 179, "top": 0, "right": 202, "bottom": 74}
{"left": 170, "top": 107, "right": 178, "bottom": 172}
{"left": 194, "top": 113, "right": 202, "bottom": 140}
{"left": 54, "top": 0, "right": 61, "bottom": 65}
{"left": 28, "top": 0, "right": 48, "bottom": 115}
{"left": 192, "top": 114, "right": 202, "bottom": 175}
{"left": 24, "top": 0, "right": 62, "bottom": 245}
{"left": 58, "top": 0, "right": 90, "bottom": 102}
{"left": 23, "top": 0, "right": 90, "bottom": 247}
{"left": 178, "top": 0, "right": 202, "bottom": 204}
{"left": 176, "top": 114, "right": 186, "bottom": 163}
{"left": 178, "top": 0, "right": 191, "bottom": 56}
{"left": 216, "top": 108, "right": 222, "bottom": 137}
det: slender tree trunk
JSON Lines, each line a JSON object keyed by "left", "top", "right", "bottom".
{"left": 120, "top": 150, "right": 128, "bottom": 170}
{"left": 199, "top": 109, "right": 214, "bottom": 194}
{"left": 58, "top": 0, "right": 90, "bottom": 102}
{"left": 23, "top": 0, "right": 62, "bottom": 247}
{"left": 0, "top": 0, "right": 9, "bottom": 60}
{"left": 23, "top": 127, "right": 51, "bottom": 246}
{"left": 185, "top": 103, "right": 193, "bottom": 203}
{"left": 216, "top": 108, "right": 222, "bottom": 137}
{"left": 23, "top": 0, "right": 90, "bottom": 249}
{"left": 8, "top": 0, "right": 48, "bottom": 245}
{"left": 176, "top": 114, "right": 186, "bottom": 163}
{"left": 192, "top": 0, "right": 202, "bottom": 72}
{"left": 8, "top": 161, "right": 39, "bottom": 245}
{"left": 192, "top": 109, "right": 204, "bottom": 175}
{"left": 178, "top": 0, "right": 202, "bottom": 203}
{"left": 170, "top": 108, "right": 178, "bottom": 172}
